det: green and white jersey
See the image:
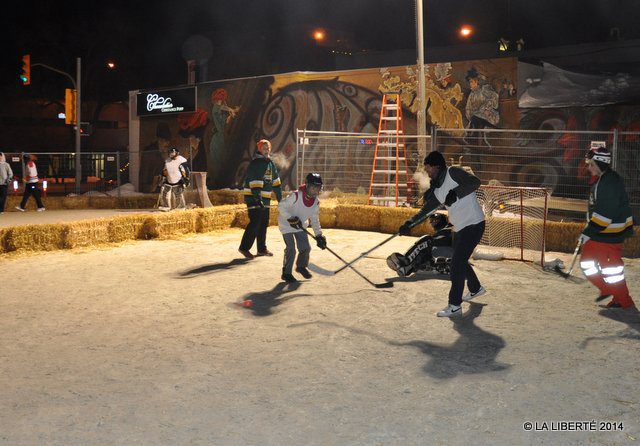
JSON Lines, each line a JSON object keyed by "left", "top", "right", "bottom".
{"left": 242, "top": 154, "right": 282, "bottom": 206}
{"left": 583, "top": 170, "right": 633, "bottom": 243}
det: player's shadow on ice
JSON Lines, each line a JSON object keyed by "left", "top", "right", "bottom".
{"left": 394, "top": 302, "right": 510, "bottom": 379}
{"left": 580, "top": 308, "right": 640, "bottom": 348}
{"left": 290, "top": 302, "right": 509, "bottom": 379}
{"left": 178, "top": 258, "right": 252, "bottom": 278}
{"left": 240, "top": 282, "right": 311, "bottom": 317}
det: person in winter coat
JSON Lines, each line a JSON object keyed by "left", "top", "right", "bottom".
{"left": 0, "top": 152, "right": 15, "bottom": 213}
{"left": 277, "top": 172, "right": 327, "bottom": 283}
{"left": 579, "top": 147, "right": 635, "bottom": 309}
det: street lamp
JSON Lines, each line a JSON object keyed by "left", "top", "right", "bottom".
{"left": 459, "top": 25, "right": 473, "bottom": 38}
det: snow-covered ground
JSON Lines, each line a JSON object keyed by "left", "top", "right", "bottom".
{"left": 1, "top": 228, "right": 638, "bottom": 445}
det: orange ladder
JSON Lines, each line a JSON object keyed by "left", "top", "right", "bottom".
{"left": 367, "top": 93, "right": 410, "bottom": 206}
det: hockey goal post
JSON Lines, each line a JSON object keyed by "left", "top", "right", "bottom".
{"left": 475, "top": 185, "right": 549, "bottom": 265}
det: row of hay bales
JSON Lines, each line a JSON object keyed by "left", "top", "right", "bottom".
{"left": 1, "top": 202, "right": 638, "bottom": 257}
{"left": 3, "top": 189, "right": 246, "bottom": 211}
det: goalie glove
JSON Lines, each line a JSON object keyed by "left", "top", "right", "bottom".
{"left": 287, "top": 216, "right": 302, "bottom": 229}
{"left": 315, "top": 234, "right": 327, "bottom": 250}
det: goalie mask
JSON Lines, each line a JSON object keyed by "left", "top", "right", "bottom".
{"left": 169, "top": 147, "right": 179, "bottom": 159}
{"left": 428, "top": 213, "right": 449, "bottom": 231}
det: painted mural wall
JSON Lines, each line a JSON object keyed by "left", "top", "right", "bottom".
{"left": 136, "top": 57, "right": 518, "bottom": 192}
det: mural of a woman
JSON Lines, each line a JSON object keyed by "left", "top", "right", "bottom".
{"left": 176, "top": 108, "right": 209, "bottom": 174}
{"left": 208, "top": 88, "right": 240, "bottom": 187}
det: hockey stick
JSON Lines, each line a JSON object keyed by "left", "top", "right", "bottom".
{"left": 554, "top": 238, "right": 583, "bottom": 279}
{"left": 303, "top": 228, "right": 393, "bottom": 289}
{"left": 331, "top": 205, "right": 445, "bottom": 275}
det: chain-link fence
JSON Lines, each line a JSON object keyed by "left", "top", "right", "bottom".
{"left": 296, "top": 128, "right": 640, "bottom": 222}
{"left": 2, "top": 151, "right": 130, "bottom": 196}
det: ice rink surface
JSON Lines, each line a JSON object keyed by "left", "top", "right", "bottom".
{"left": 1, "top": 226, "right": 638, "bottom": 445}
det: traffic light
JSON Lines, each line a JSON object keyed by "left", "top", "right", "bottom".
{"left": 20, "top": 54, "right": 30, "bottom": 85}
{"left": 79, "top": 122, "right": 92, "bottom": 136}
{"left": 65, "top": 88, "right": 77, "bottom": 124}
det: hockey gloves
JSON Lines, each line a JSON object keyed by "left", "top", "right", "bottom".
{"left": 398, "top": 221, "right": 412, "bottom": 236}
{"left": 444, "top": 189, "right": 458, "bottom": 206}
{"left": 316, "top": 234, "right": 327, "bottom": 250}
{"left": 287, "top": 216, "right": 302, "bottom": 229}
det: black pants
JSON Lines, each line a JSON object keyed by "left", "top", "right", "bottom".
{"left": 239, "top": 206, "right": 270, "bottom": 253}
{"left": 0, "top": 184, "right": 8, "bottom": 212}
{"left": 20, "top": 183, "right": 44, "bottom": 209}
{"left": 448, "top": 220, "right": 485, "bottom": 306}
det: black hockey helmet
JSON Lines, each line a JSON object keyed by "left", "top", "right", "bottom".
{"left": 428, "top": 212, "right": 449, "bottom": 231}
{"left": 305, "top": 172, "right": 323, "bottom": 188}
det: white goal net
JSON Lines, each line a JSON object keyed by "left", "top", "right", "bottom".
{"left": 476, "top": 185, "right": 549, "bottom": 265}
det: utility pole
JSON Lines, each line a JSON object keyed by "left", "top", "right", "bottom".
{"left": 75, "top": 58, "right": 81, "bottom": 194}
{"left": 416, "top": 0, "right": 427, "bottom": 156}
{"left": 32, "top": 58, "right": 82, "bottom": 194}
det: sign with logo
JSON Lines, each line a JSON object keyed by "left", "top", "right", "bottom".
{"left": 137, "top": 87, "right": 196, "bottom": 116}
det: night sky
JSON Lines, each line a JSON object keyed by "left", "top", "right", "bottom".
{"left": 3, "top": 0, "right": 640, "bottom": 103}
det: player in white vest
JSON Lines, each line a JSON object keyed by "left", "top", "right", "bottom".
{"left": 158, "top": 148, "right": 190, "bottom": 211}
{"left": 15, "top": 153, "right": 45, "bottom": 212}
{"left": 277, "top": 173, "right": 327, "bottom": 283}
{"left": 399, "top": 151, "right": 486, "bottom": 317}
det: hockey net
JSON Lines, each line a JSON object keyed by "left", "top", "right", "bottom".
{"left": 475, "top": 185, "right": 549, "bottom": 265}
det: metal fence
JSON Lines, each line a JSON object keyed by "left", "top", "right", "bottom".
{"left": 2, "top": 151, "right": 130, "bottom": 196}
{"left": 296, "top": 128, "right": 640, "bottom": 222}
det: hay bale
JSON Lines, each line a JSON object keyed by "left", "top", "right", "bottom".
{"left": 108, "top": 214, "right": 150, "bottom": 242}
{"left": 195, "top": 205, "right": 243, "bottom": 232}
{"left": 623, "top": 228, "right": 640, "bottom": 257}
{"left": 335, "top": 205, "right": 381, "bottom": 231}
{"left": 64, "top": 219, "right": 111, "bottom": 248}
{"left": 87, "top": 196, "right": 119, "bottom": 209}
{"left": 319, "top": 205, "right": 337, "bottom": 228}
{"left": 0, "top": 228, "right": 9, "bottom": 253}
{"left": 5, "top": 224, "right": 67, "bottom": 252}
{"left": 545, "top": 221, "right": 582, "bottom": 252}
{"left": 378, "top": 207, "right": 429, "bottom": 235}
{"left": 209, "top": 189, "right": 244, "bottom": 205}
{"left": 152, "top": 210, "right": 198, "bottom": 238}
{"left": 62, "top": 196, "right": 90, "bottom": 210}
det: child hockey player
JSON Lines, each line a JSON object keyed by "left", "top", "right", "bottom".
{"left": 158, "top": 147, "right": 190, "bottom": 211}
{"left": 277, "top": 172, "right": 327, "bottom": 283}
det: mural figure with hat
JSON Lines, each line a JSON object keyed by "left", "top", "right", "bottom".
{"left": 463, "top": 67, "right": 499, "bottom": 147}
{"left": 579, "top": 146, "right": 636, "bottom": 310}
{"left": 208, "top": 88, "right": 240, "bottom": 187}
{"left": 15, "top": 154, "right": 45, "bottom": 212}
{"left": 177, "top": 107, "right": 209, "bottom": 175}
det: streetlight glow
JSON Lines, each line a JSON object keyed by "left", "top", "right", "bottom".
{"left": 459, "top": 25, "right": 473, "bottom": 38}
{"left": 106, "top": 61, "right": 116, "bottom": 69}
{"left": 313, "top": 29, "right": 325, "bottom": 42}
